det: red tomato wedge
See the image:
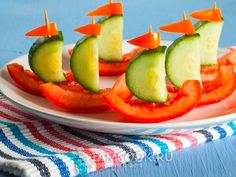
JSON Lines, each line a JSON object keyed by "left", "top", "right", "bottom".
{"left": 58, "top": 83, "right": 84, "bottom": 92}
{"left": 40, "top": 83, "right": 111, "bottom": 113}
{"left": 68, "top": 47, "right": 142, "bottom": 76}
{"left": 218, "top": 48, "right": 236, "bottom": 66}
{"left": 201, "top": 65, "right": 219, "bottom": 82}
{"left": 199, "top": 66, "right": 236, "bottom": 106}
{"left": 98, "top": 59, "right": 130, "bottom": 76}
{"left": 40, "top": 74, "right": 131, "bottom": 113}
{"left": 7, "top": 63, "right": 43, "bottom": 96}
{"left": 7, "top": 63, "right": 84, "bottom": 97}
{"left": 200, "top": 49, "right": 236, "bottom": 82}
{"left": 103, "top": 80, "right": 202, "bottom": 123}
{"left": 65, "top": 71, "right": 75, "bottom": 83}
{"left": 111, "top": 74, "right": 133, "bottom": 101}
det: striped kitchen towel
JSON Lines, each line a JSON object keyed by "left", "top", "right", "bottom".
{"left": 0, "top": 93, "right": 236, "bottom": 177}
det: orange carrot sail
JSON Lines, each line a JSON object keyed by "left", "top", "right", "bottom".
{"left": 190, "top": 3, "right": 222, "bottom": 22}
{"left": 127, "top": 25, "right": 161, "bottom": 49}
{"left": 87, "top": 0, "right": 123, "bottom": 16}
{"left": 74, "top": 15, "right": 101, "bottom": 36}
{"left": 160, "top": 12, "right": 195, "bottom": 36}
{"left": 25, "top": 10, "right": 58, "bottom": 37}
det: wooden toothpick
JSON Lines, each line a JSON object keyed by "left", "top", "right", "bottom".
{"left": 149, "top": 24, "right": 153, "bottom": 34}
{"left": 183, "top": 11, "right": 187, "bottom": 20}
{"left": 213, "top": 2, "right": 217, "bottom": 9}
{"left": 109, "top": 0, "right": 112, "bottom": 4}
{"left": 92, "top": 14, "right": 95, "bottom": 24}
{"left": 44, "top": 9, "right": 51, "bottom": 37}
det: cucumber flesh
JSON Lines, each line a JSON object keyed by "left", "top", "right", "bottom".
{"left": 166, "top": 34, "right": 201, "bottom": 88}
{"left": 70, "top": 37, "right": 99, "bottom": 93}
{"left": 195, "top": 20, "right": 224, "bottom": 65}
{"left": 126, "top": 46, "right": 168, "bottom": 103}
{"left": 28, "top": 32, "right": 66, "bottom": 83}
{"left": 97, "top": 15, "right": 123, "bottom": 62}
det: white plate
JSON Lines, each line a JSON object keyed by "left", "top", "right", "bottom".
{"left": 1, "top": 41, "right": 236, "bottom": 135}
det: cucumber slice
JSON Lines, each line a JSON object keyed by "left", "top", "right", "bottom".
{"left": 195, "top": 20, "right": 224, "bottom": 65}
{"left": 70, "top": 36, "right": 99, "bottom": 93}
{"left": 97, "top": 15, "right": 123, "bottom": 62}
{"left": 126, "top": 46, "right": 168, "bottom": 103}
{"left": 166, "top": 34, "right": 201, "bottom": 89}
{"left": 28, "top": 31, "right": 66, "bottom": 83}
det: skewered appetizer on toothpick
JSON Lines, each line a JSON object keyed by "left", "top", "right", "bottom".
{"left": 71, "top": 16, "right": 100, "bottom": 93}
{"left": 191, "top": 2, "right": 224, "bottom": 65}
{"left": 126, "top": 26, "right": 168, "bottom": 103}
{"left": 39, "top": 15, "right": 132, "bottom": 112}
{"left": 67, "top": 0, "right": 142, "bottom": 76}
{"left": 87, "top": 0, "right": 123, "bottom": 62}
{"left": 102, "top": 25, "right": 202, "bottom": 122}
{"left": 25, "top": 10, "right": 66, "bottom": 83}
{"left": 160, "top": 12, "right": 201, "bottom": 89}
{"left": 68, "top": 0, "right": 140, "bottom": 76}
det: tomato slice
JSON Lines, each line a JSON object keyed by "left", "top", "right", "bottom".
{"left": 7, "top": 63, "right": 43, "bottom": 96}
{"left": 218, "top": 48, "right": 236, "bottom": 65}
{"left": 58, "top": 82, "right": 84, "bottom": 92}
{"left": 201, "top": 65, "right": 219, "bottom": 82}
{"left": 111, "top": 74, "right": 133, "bottom": 101}
{"left": 40, "top": 83, "right": 111, "bottom": 113}
{"left": 7, "top": 63, "right": 85, "bottom": 97}
{"left": 199, "top": 66, "right": 236, "bottom": 105}
{"left": 200, "top": 49, "right": 236, "bottom": 82}
{"left": 99, "top": 47, "right": 142, "bottom": 76}
{"left": 103, "top": 80, "right": 201, "bottom": 123}
{"left": 40, "top": 73, "right": 131, "bottom": 113}
{"left": 98, "top": 59, "right": 130, "bottom": 76}
{"left": 68, "top": 48, "right": 142, "bottom": 76}
{"left": 65, "top": 70, "right": 75, "bottom": 83}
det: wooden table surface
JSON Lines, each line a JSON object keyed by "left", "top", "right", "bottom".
{"left": 0, "top": 0, "right": 236, "bottom": 177}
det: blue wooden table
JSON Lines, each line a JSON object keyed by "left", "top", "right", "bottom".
{"left": 0, "top": 0, "right": 236, "bottom": 176}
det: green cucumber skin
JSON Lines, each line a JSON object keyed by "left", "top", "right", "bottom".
{"left": 28, "top": 31, "right": 66, "bottom": 82}
{"left": 195, "top": 19, "right": 224, "bottom": 65}
{"left": 194, "top": 18, "right": 224, "bottom": 30}
{"left": 166, "top": 34, "right": 201, "bottom": 89}
{"left": 126, "top": 46, "right": 168, "bottom": 103}
{"left": 70, "top": 36, "right": 99, "bottom": 93}
{"left": 71, "top": 36, "right": 88, "bottom": 53}
{"left": 97, "top": 15, "right": 123, "bottom": 62}
{"left": 97, "top": 15, "right": 119, "bottom": 24}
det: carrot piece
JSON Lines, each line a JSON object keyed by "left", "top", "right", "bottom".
{"left": 25, "top": 11, "right": 58, "bottom": 37}
{"left": 74, "top": 24, "right": 101, "bottom": 36}
{"left": 87, "top": 2, "right": 123, "bottom": 16}
{"left": 25, "top": 23, "right": 58, "bottom": 37}
{"left": 127, "top": 25, "right": 161, "bottom": 49}
{"left": 74, "top": 15, "right": 101, "bottom": 36}
{"left": 190, "top": 3, "right": 222, "bottom": 22}
{"left": 160, "top": 13, "right": 195, "bottom": 35}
